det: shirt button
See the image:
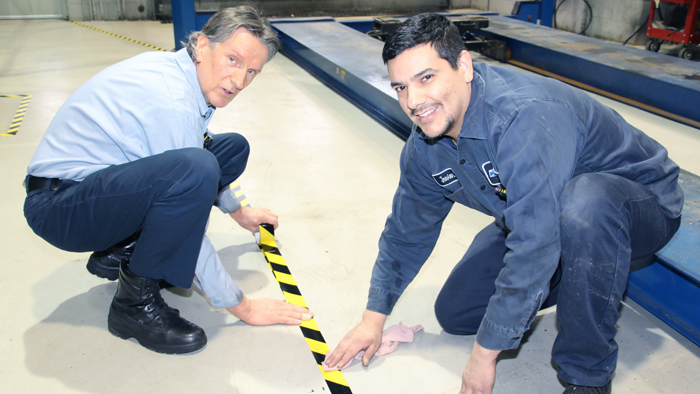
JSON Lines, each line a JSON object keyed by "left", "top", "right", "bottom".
{"left": 480, "top": 185, "right": 486, "bottom": 190}
{"left": 460, "top": 159, "right": 466, "bottom": 164}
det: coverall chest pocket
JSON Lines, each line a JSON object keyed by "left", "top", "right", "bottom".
{"left": 444, "top": 186, "right": 487, "bottom": 212}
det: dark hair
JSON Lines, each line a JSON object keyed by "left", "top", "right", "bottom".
{"left": 185, "top": 5, "right": 280, "bottom": 63}
{"left": 382, "top": 13, "right": 466, "bottom": 69}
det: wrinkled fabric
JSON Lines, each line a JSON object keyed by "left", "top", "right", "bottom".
{"left": 323, "top": 323, "right": 423, "bottom": 371}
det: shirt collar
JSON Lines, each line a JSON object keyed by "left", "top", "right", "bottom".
{"left": 458, "top": 64, "right": 487, "bottom": 140}
{"left": 416, "top": 63, "right": 487, "bottom": 141}
{"left": 175, "top": 48, "right": 215, "bottom": 120}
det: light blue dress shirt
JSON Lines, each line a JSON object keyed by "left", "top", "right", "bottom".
{"left": 27, "top": 48, "right": 244, "bottom": 309}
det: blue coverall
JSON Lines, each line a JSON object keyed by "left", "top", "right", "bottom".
{"left": 366, "top": 62, "right": 683, "bottom": 386}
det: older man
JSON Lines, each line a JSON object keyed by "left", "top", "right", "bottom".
{"left": 24, "top": 5, "right": 310, "bottom": 355}
{"left": 325, "top": 13, "right": 683, "bottom": 394}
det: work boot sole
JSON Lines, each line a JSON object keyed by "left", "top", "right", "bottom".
{"left": 107, "top": 305, "right": 207, "bottom": 354}
{"left": 86, "top": 253, "right": 120, "bottom": 281}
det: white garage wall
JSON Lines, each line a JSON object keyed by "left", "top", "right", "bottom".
{"left": 0, "top": 0, "right": 66, "bottom": 19}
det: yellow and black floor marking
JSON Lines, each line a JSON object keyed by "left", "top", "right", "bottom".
{"left": 231, "top": 181, "right": 353, "bottom": 394}
{"left": 1, "top": 94, "right": 32, "bottom": 136}
{"left": 70, "top": 21, "right": 169, "bottom": 52}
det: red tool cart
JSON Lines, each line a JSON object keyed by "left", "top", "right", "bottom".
{"left": 646, "top": 0, "right": 700, "bottom": 59}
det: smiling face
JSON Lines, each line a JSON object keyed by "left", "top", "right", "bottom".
{"left": 195, "top": 27, "right": 270, "bottom": 108}
{"left": 388, "top": 44, "right": 474, "bottom": 140}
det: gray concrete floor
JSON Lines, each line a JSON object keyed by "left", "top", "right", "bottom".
{"left": 1, "top": 19, "right": 699, "bottom": 394}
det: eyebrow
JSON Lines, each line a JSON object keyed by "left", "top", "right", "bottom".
{"left": 227, "top": 50, "right": 263, "bottom": 73}
{"left": 390, "top": 68, "right": 436, "bottom": 88}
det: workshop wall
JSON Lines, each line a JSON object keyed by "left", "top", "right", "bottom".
{"left": 194, "top": 0, "right": 450, "bottom": 17}
{"left": 72, "top": 0, "right": 154, "bottom": 21}
{"left": 551, "top": 0, "right": 651, "bottom": 44}
{"left": 0, "top": 0, "right": 154, "bottom": 21}
{"left": 1, "top": 0, "right": 653, "bottom": 45}
{"left": 457, "top": 0, "right": 652, "bottom": 44}
{"left": 0, "top": 0, "right": 65, "bottom": 19}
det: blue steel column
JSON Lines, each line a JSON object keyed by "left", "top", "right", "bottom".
{"left": 172, "top": 0, "right": 196, "bottom": 50}
{"left": 540, "top": 0, "right": 555, "bottom": 27}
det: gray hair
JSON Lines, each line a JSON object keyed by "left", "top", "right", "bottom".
{"left": 184, "top": 5, "right": 280, "bottom": 63}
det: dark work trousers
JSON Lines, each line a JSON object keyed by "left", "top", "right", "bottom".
{"left": 434, "top": 172, "right": 681, "bottom": 387}
{"left": 24, "top": 133, "right": 249, "bottom": 288}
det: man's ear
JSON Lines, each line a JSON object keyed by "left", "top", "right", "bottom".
{"left": 195, "top": 35, "right": 210, "bottom": 62}
{"left": 458, "top": 50, "right": 474, "bottom": 83}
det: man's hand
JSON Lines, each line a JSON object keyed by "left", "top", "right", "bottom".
{"left": 227, "top": 296, "right": 313, "bottom": 326}
{"left": 459, "top": 341, "right": 500, "bottom": 394}
{"left": 229, "top": 206, "right": 279, "bottom": 232}
{"left": 324, "top": 310, "right": 387, "bottom": 369}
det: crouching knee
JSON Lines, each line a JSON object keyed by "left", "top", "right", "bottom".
{"left": 166, "top": 148, "right": 220, "bottom": 199}
{"left": 434, "top": 296, "right": 482, "bottom": 336}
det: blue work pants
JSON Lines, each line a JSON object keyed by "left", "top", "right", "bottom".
{"left": 434, "top": 173, "right": 681, "bottom": 386}
{"left": 24, "top": 133, "right": 249, "bottom": 288}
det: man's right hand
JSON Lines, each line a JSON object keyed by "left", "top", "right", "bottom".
{"left": 324, "top": 310, "right": 387, "bottom": 369}
{"left": 229, "top": 206, "right": 279, "bottom": 233}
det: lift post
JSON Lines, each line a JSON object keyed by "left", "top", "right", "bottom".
{"left": 171, "top": 0, "right": 215, "bottom": 49}
{"left": 511, "top": 0, "right": 556, "bottom": 27}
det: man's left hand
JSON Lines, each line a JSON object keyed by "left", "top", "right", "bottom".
{"left": 228, "top": 296, "right": 313, "bottom": 326}
{"left": 459, "top": 341, "right": 500, "bottom": 394}
{"left": 230, "top": 206, "right": 279, "bottom": 232}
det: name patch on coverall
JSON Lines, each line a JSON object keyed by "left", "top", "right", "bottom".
{"left": 432, "top": 168, "right": 459, "bottom": 187}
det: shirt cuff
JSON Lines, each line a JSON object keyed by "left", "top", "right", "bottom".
{"left": 475, "top": 317, "right": 523, "bottom": 351}
{"left": 214, "top": 188, "right": 242, "bottom": 214}
{"left": 366, "top": 286, "right": 401, "bottom": 315}
{"left": 194, "top": 235, "right": 244, "bottom": 309}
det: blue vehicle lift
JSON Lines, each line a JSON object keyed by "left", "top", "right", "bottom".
{"left": 171, "top": 2, "right": 700, "bottom": 347}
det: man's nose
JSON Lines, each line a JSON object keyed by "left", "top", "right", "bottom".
{"left": 230, "top": 69, "right": 246, "bottom": 91}
{"left": 406, "top": 87, "right": 426, "bottom": 111}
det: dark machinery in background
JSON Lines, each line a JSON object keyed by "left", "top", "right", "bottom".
{"left": 646, "top": 0, "right": 699, "bottom": 60}
{"left": 155, "top": 0, "right": 451, "bottom": 21}
{"left": 370, "top": 16, "right": 509, "bottom": 61}
{"left": 155, "top": 0, "right": 172, "bottom": 22}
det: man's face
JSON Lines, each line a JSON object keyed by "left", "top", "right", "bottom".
{"left": 388, "top": 44, "right": 473, "bottom": 140}
{"left": 195, "top": 27, "right": 270, "bottom": 108}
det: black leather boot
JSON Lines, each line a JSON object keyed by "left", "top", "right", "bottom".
{"left": 86, "top": 233, "right": 139, "bottom": 281}
{"left": 107, "top": 260, "right": 207, "bottom": 354}
{"left": 563, "top": 380, "right": 612, "bottom": 394}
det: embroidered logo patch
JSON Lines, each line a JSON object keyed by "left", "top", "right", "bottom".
{"left": 432, "top": 168, "right": 459, "bottom": 187}
{"left": 481, "top": 161, "right": 501, "bottom": 186}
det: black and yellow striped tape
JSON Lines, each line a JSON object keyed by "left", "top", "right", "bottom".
{"left": 231, "top": 181, "right": 353, "bottom": 394}
{"left": 1, "top": 94, "right": 32, "bottom": 136}
{"left": 70, "top": 21, "right": 169, "bottom": 52}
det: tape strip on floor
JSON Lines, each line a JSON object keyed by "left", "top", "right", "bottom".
{"left": 70, "top": 21, "right": 169, "bottom": 52}
{"left": 231, "top": 181, "right": 353, "bottom": 394}
{"left": 1, "top": 94, "right": 32, "bottom": 136}
{"left": 3, "top": 22, "right": 165, "bottom": 137}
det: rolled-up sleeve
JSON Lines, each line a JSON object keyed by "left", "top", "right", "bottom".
{"left": 476, "top": 101, "right": 580, "bottom": 350}
{"left": 214, "top": 187, "right": 242, "bottom": 214}
{"left": 367, "top": 136, "right": 454, "bottom": 315}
